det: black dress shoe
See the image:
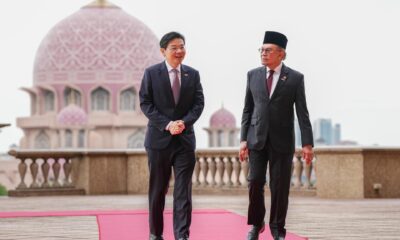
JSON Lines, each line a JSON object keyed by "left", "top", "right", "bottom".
{"left": 149, "top": 234, "right": 164, "bottom": 240}
{"left": 273, "top": 235, "right": 285, "bottom": 240}
{"left": 247, "top": 221, "right": 265, "bottom": 240}
{"left": 178, "top": 234, "right": 189, "bottom": 240}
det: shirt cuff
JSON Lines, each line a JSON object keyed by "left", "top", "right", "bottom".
{"left": 165, "top": 121, "right": 173, "bottom": 131}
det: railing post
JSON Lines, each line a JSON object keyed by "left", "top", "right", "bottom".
{"left": 193, "top": 157, "right": 200, "bottom": 186}
{"left": 312, "top": 157, "right": 317, "bottom": 188}
{"left": 30, "top": 158, "right": 40, "bottom": 188}
{"left": 200, "top": 157, "right": 208, "bottom": 186}
{"left": 224, "top": 156, "right": 233, "bottom": 186}
{"left": 16, "top": 158, "right": 28, "bottom": 189}
{"left": 241, "top": 160, "right": 249, "bottom": 187}
{"left": 208, "top": 157, "right": 216, "bottom": 186}
{"left": 63, "top": 158, "right": 73, "bottom": 187}
{"left": 169, "top": 169, "right": 175, "bottom": 188}
{"left": 52, "top": 158, "right": 61, "bottom": 187}
{"left": 41, "top": 158, "right": 51, "bottom": 188}
{"left": 216, "top": 156, "right": 224, "bottom": 187}
{"left": 292, "top": 155, "right": 303, "bottom": 188}
{"left": 232, "top": 156, "right": 241, "bottom": 187}
{"left": 303, "top": 158, "right": 313, "bottom": 189}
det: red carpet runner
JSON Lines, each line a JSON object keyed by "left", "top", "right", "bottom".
{"left": 0, "top": 209, "right": 308, "bottom": 240}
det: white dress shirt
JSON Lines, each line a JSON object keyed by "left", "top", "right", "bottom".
{"left": 266, "top": 62, "right": 283, "bottom": 97}
{"left": 165, "top": 61, "right": 181, "bottom": 86}
{"left": 164, "top": 61, "right": 182, "bottom": 130}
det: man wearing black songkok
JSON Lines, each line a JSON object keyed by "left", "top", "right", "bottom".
{"left": 239, "top": 31, "right": 314, "bottom": 240}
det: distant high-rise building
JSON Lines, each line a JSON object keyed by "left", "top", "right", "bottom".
{"left": 313, "top": 119, "right": 333, "bottom": 145}
{"left": 333, "top": 123, "right": 341, "bottom": 145}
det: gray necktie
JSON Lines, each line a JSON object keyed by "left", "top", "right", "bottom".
{"left": 171, "top": 68, "right": 180, "bottom": 104}
{"left": 267, "top": 69, "right": 274, "bottom": 96}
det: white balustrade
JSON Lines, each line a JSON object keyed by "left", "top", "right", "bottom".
{"left": 192, "top": 148, "right": 316, "bottom": 190}
{"left": 9, "top": 150, "right": 82, "bottom": 192}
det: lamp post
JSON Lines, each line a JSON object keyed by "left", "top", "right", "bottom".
{"left": 0, "top": 123, "right": 11, "bottom": 133}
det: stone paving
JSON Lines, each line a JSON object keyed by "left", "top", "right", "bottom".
{"left": 0, "top": 195, "right": 399, "bottom": 240}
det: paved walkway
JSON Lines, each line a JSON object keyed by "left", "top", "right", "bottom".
{"left": 0, "top": 195, "right": 399, "bottom": 240}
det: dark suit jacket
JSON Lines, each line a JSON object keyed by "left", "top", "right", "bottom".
{"left": 240, "top": 64, "right": 313, "bottom": 153}
{"left": 139, "top": 62, "right": 204, "bottom": 150}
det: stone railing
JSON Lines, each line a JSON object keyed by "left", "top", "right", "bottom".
{"left": 8, "top": 147, "right": 400, "bottom": 198}
{"left": 191, "top": 148, "right": 315, "bottom": 193}
{"left": 315, "top": 147, "right": 400, "bottom": 198}
{"left": 8, "top": 148, "right": 316, "bottom": 196}
{"left": 7, "top": 150, "right": 85, "bottom": 196}
{"left": 7, "top": 149, "right": 150, "bottom": 196}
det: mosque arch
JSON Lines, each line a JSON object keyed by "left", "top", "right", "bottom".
{"left": 127, "top": 129, "right": 145, "bottom": 148}
{"left": 120, "top": 87, "right": 136, "bottom": 111}
{"left": 91, "top": 87, "right": 110, "bottom": 111}
{"left": 217, "top": 130, "right": 223, "bottom": 147}
{"left": 43, "top": 90, "right": 55, "bottom": 112}
{"left": 34, "top": 130, "right": 50, "bottom": 149}
{"left": 78, "top": 129, "right": 85, "bottom": 148}
{"left": 64, "top": 87, "right": 82, "bottom": 107}
{"left": 229, "top": 130, "right": 236, "bottom": 147}
{"left": 65, "top": 129, "right": 73, "bottom": 148}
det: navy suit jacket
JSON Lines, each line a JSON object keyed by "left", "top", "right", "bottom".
{"left": 240, "top": 64, "right": 314, "bottom": 153}
{"left": 139, "top": 62, "right": 204, "bottom": 150}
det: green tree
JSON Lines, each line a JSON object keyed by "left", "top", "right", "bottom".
{"left": 0, "top": 183, "right": 7, "bottom": 196}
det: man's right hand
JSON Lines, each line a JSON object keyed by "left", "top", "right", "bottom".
{"left": 239, "top": 141, "right": 249, "bottom": 162}
{"left": 169, "top": 120, "right": 185, "bottom": 135}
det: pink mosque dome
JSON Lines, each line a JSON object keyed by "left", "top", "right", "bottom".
{"left": 210, "top": 107, "right": 236, "bottom": 128}
{"left": 33, "top": 1, "right": 162, "bottom": 85}
{"left": 18, "top": 1, "right": 160, "bottom": 149}
{"left": 57, "top": 104, "right": 88, "bottom": 125}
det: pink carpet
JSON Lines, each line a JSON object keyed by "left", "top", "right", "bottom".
{"left": 0, "top": 209, "right": 308, "bottom": 240}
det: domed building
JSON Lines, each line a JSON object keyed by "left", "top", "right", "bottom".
{"left": 204, "top": 106, "right": 240, "bottom": 147}
{"left": 17, "top": 0, "right": 162, "bottom": 149}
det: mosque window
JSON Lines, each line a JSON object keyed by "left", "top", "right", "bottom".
{"left": 65, "top": 129, "right": 73, "bottom": 148}
{"left": 127, "top": 129, "right": 145, "bottom": 148}
{"left": 91, "top": 87, "right": 110, "bottom": 111}
{"left": 78, "top": 130, "right": 85, "bottom": 148}
{"left": 31, "top": 94, "right": 37, "bottom": 115}
{"left": 209, "top": 134, "right": 214, "bottom": 147}
{"left": 120, "top": 88, "right": 136, "bottom": 111}
{"left": 43, "top": 90, "right": 55, "bottom": 112}
{"left": 217, "top": 130, "right": 223, "bottom": 147}
{"left": 64, "top": 87, "right": 81, "bottom": 106}
{"left": 229, "top": 130, "right": 236, "bottom": 147}
{"left": 34, "top": 130, "right": 50, "bottom": 149}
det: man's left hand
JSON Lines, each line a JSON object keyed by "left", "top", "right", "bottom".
{"left": 302, "top": 145, "right": 314, "bottom": 165}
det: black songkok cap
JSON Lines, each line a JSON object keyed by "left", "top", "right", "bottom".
{"left": 263, "top": 31, "right": 288, "bottom": 49}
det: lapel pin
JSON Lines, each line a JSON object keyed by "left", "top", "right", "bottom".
{"left": 280, "top": 75, "right": 287, "bottom": 81}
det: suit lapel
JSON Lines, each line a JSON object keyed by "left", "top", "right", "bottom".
{"left": 259, "top": 67, "right": 270, "bottom": 101}
{"left": 270, "top": 64, "right": 289, "bottom": 101}
{"left": 158, "top": 62, "right": 175, "bottom": 105}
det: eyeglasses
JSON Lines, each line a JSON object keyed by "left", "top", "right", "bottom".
{"left": 167, "top": 46, "right": 186, "bottom": 52}
{"left": 258, "top": 47, "right": 279, "bottom": 54}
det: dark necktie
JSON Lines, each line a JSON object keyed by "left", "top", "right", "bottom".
{"left": 171, "top": 68, "right": 180, "bottom": 104}
{"left": 267, "top": 69, "right": 274, "bottom": 96}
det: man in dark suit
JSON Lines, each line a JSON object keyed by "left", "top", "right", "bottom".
{"left": 139, "top": 32, "right": 204, "bottom": 240}
{"left": 239, "top": 31, "right": 314, "bottom": 240}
